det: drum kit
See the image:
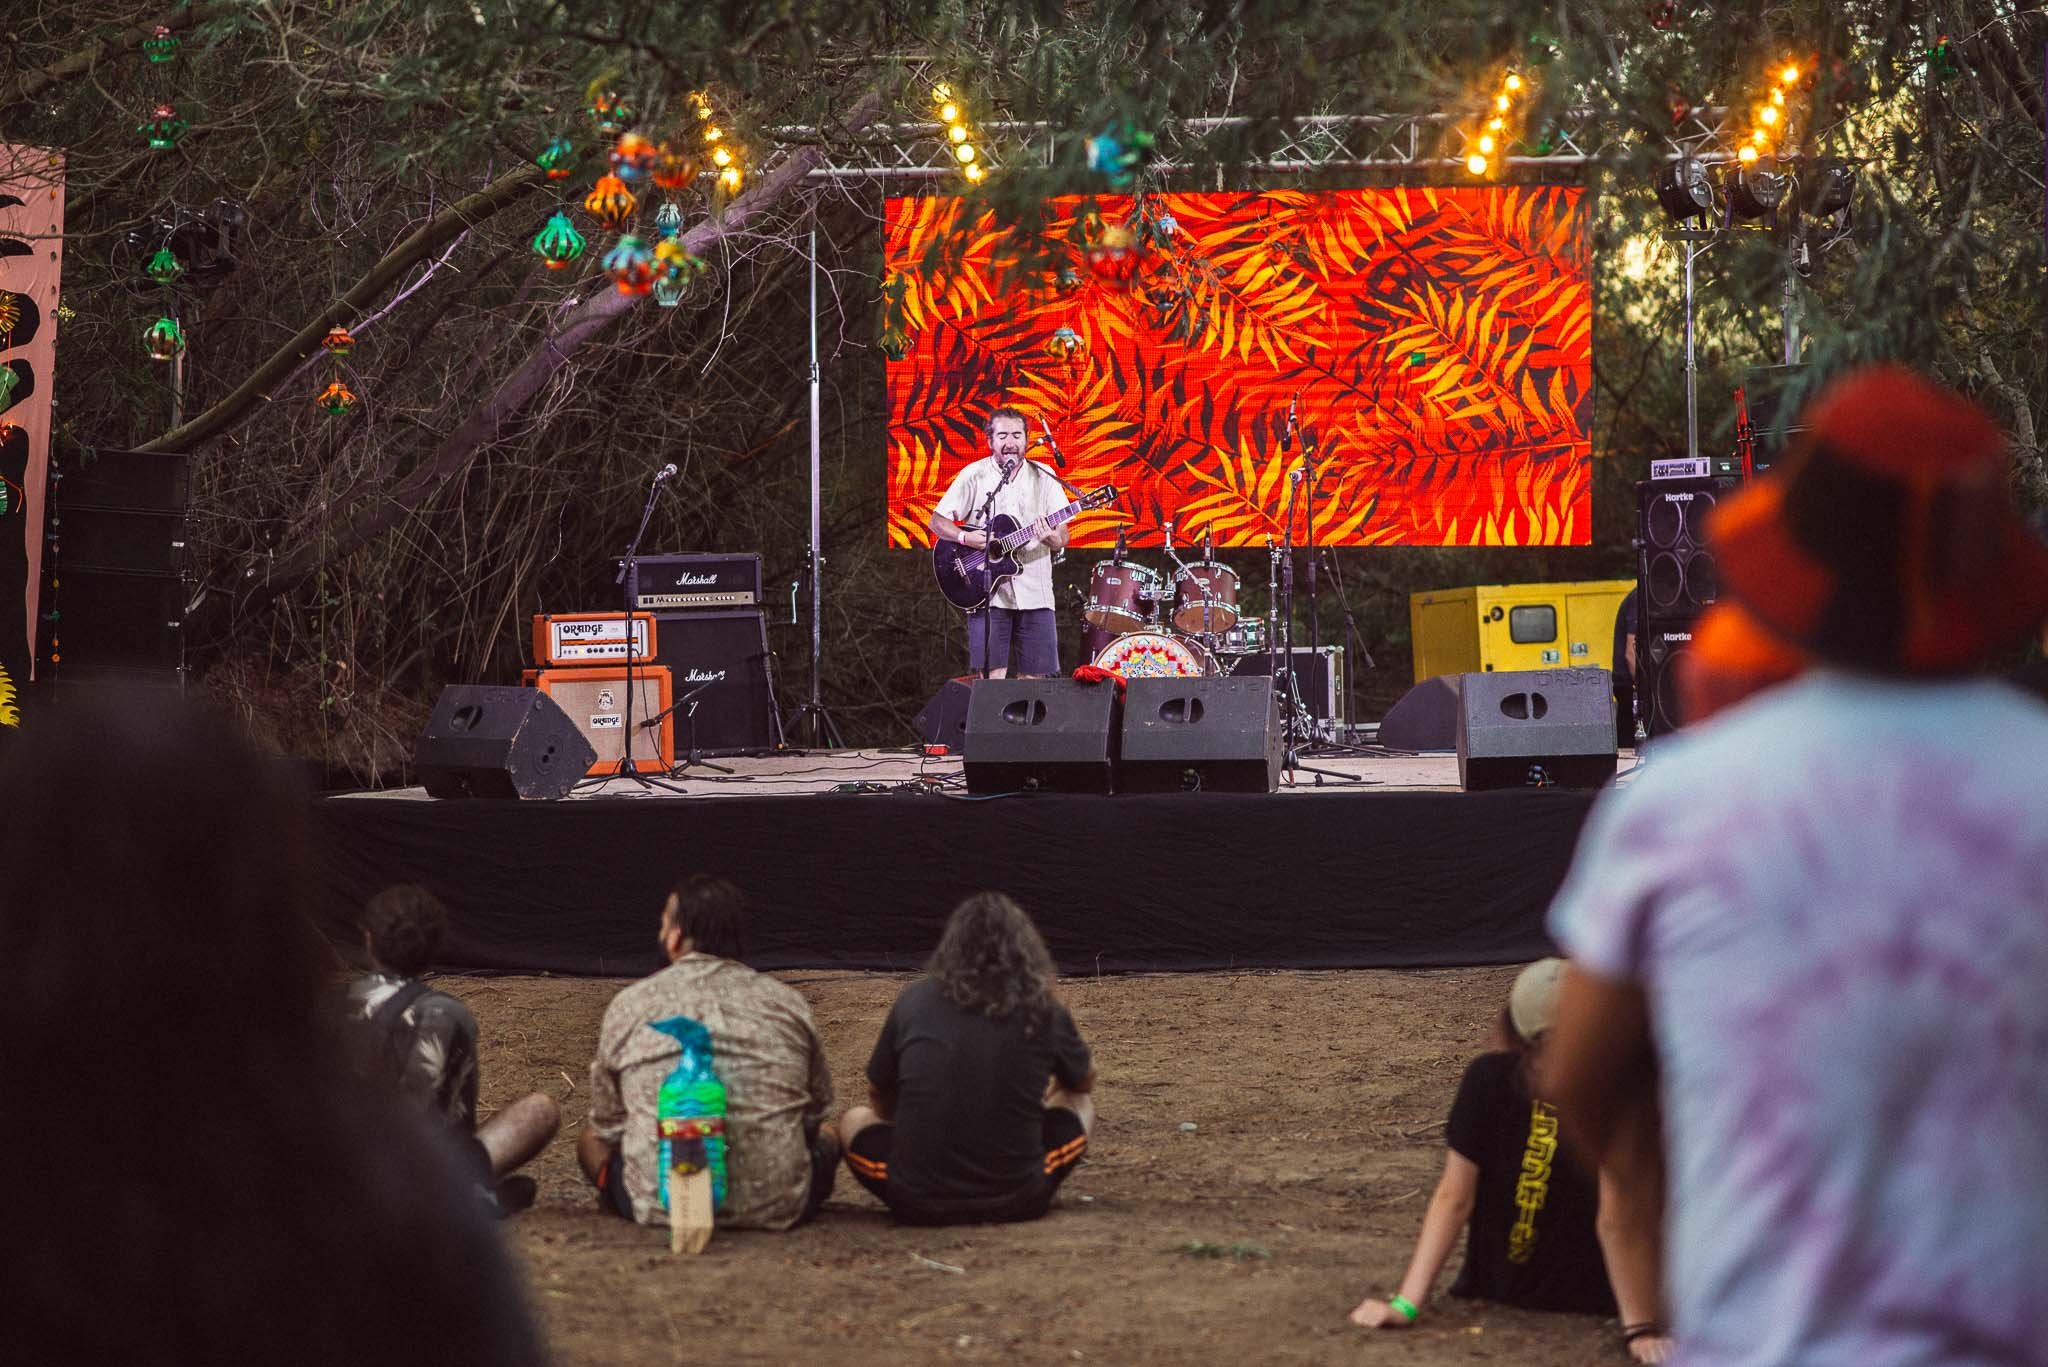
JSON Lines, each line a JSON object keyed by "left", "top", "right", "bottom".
{"left": 1078, "top": 524, "right": 1270, "bottom": 678}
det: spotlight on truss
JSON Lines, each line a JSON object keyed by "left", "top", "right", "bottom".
{"left": 1724, "top": 165, "right": 1788, "bottom": 219}
{"left": 1654, "top": 158, "right": 1716, "bottom": 221}
{"left": 1798, "top": 157, "right": 1856, "bottom": 216}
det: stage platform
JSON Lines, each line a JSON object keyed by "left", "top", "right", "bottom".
{"left": 314, "top": 748, "right": 1627, "bottom": 977}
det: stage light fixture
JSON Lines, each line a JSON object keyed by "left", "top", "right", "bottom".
{"left": 1725, "top": 166, "right": 1788, "bottom": 219}
{"left": 1799, "top": 157, "right": 1856, "bottom": 216}
{"left": 1654, "top": 157, "right": 1716, "bottom": 221}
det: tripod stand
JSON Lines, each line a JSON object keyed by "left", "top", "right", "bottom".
{"left": 582, "top": 464, "right": 691, "bottom": 794}
{"left": 1275, "top": 460, "right": 1363, "bottom": 786}
{"left": 639, "top": 677, "right": 733, "bottom": 776}
{"left": 784, "top": 217, "right": 844, "bottom": 749}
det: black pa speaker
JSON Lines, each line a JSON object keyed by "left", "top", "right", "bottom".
{"left": 414, "top": 685, "right": 596, "bottom": 800}
{"left": 1455, "top": 669, "right": 1617, "bottom": 791}
{"left": 645, "top": 609, "right": 782, "bottom": 754}
{"left": 913, "top": 676, "right": 975, "bottom": 748}
{"left": 1377, "top": 674, "right": 1463, "bottom": 750}
{"left": 963, "top": 679, "right": 1120, "bottom": 794}
{"left": 1119, "top": 676, "right": 1281, "bottom": 793}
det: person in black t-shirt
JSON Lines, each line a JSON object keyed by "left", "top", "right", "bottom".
{"left": 1612, "top": 587, "right": 1639, "bottom": 749}
{"left": 1348, "top": 960, "right": 1671, "bottom": 1363}
{"left": 840, "top": 892, "right": 1095, "bottom": 1225}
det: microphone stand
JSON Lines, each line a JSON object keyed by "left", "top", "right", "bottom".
{"left": 597, "top": 469, "right": 668, "bottom": 788}
{"left": 970, "top": 457, "right": 1018, "bottom": 680}
{"left": 637, "top": 677, "right": 732, "bottom": 776}
{"left": 1277, "top": 440, "right": 1362, "bottom": 786}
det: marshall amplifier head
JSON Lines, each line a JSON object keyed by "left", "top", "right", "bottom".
{"left": 645, "top": 609, "right": 783, "bottom": 754}
{"left": 622, "top": 552, "right": 762, "bottom": 611}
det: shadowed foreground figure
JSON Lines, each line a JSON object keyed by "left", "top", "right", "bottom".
{"left": 0, "top": 693, "right": 543, "bottom": 1367}
{"left": 1546, "top": 365, "right": 2048, "bottom": 1366}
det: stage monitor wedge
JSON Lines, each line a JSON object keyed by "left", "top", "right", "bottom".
{"left": 963, "top": 678, "right": 1120, "bottom": 795}
{"left": 414, "top": 685, "right": 596, "bottom": 800}
{"left": 1455, "top": 668, "right": 1616, "bottom": 791}
{"left": 1120, "top": 676, "right": 1281, "bottom": 793}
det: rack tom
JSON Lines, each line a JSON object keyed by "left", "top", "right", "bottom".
{"left": 1084, "top": 559, "right": 1161, "bottom": 634}
{"left": 1171, "top": 561, "right": 1240, "bottom": 634}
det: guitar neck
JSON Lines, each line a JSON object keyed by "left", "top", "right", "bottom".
{"left": 996, "top": 497, "right": 1086, "bottom": 555}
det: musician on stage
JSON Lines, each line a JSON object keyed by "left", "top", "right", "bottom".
{"left": 929, "top": 407, "right": 1070, "bottom": 678}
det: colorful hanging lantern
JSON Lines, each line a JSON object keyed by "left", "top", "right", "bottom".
{"left": 531, "top": 211, "right": 587, "bottom": 270}
{"left": 654, "top": 202, "right": 684, "bottom": 238}
{"left": 143, "top": 316, "right": 186, "bottom": 361}
{"left": 0, "top": 291, "right": 19, "bottom": 336}
{"left": 651, "top": 140, "right": 701, "bottom": 191}
{"left": 321, "top": 325, "right": 356, "bottom": 356}
{"left": 1085, "top": 125, "right": 1155, "bottom": 189}
{"left": 536, "top": 138, "right": 578, "bottom": 180}
{"left": 317, "top": 380, "right": 358, "bottom": 415}
{"left": 141, "top": 103, "right": 188, "bottom": 150}
{"left": 610, "top": 131, "right": 656, "bottom": 182}
{"left": 0, "top": 365, "right": 19, "bottom": 413}
{"left": 144, "top": 248, "right": 184, "bottom": 285}
{"left": 142, "top": 25, "right": 180, "bottom": 63}
{"left": 1083, "top": 223, "right": 1143, "bottom": 284}
{"left": 878, "top": 326, "right": 910, "bottom": 362}
{"left": 602, "top": 235, "right": 656, "bottom": 296}
{"left": 588, "top": 90, "right": 633, "bottom": 135}
{"left": 1928, "top": 35, "right": 1961, "bottom": 81}
{"left": 652, "top": 238, "right": 702, "bottom": 288}
{"left": 1045, "top": 327, "right": 1084, "bottom": 361}
{"left": 584, "top": 173, "right": 637, "bottom": 231}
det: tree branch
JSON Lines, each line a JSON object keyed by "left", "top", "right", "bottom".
{"left": 7, "top": 4, "right": 238, "bottom": 110}
{"left": 230, "top": 82, "right": 899, "bottom": 609}
{"left": 136, "top": 163, "right": 547, "bottom": 455}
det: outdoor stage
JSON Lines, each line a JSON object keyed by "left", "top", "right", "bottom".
{"left": 313, "top": 747, "right": 1624, "bottom": 977}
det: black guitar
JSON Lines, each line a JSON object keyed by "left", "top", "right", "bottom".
{"left": 932, "top": 484, "right": 1119, "bottom": 612}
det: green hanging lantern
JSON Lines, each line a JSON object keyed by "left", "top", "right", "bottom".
{"left": 142, "top": 25, "right": 180, "bottom": 63}
{"left": 144, "top": 316, "right": 186, "bottom": 361}
{"left": 144, "top": 248, "right": 184, "bottom": 285}
{"left": 0, "top": 364, "right": 20, "bottom": 413}
{"left": 141, "top": 102, "right": 188, "bottom": 150}
{"left": 588, "top": 90, "right": 634, "bottom": 136}
{"left": 537, "top": 138, "right": 578, "bottom": 180}
{"left": 532, "top": 211, "right": 587, "bottom": 270}
{"left": 653, "top": 272, "right": 688, "bottom": 308}
{"left": 1928, "top": 35, "right": 1961, "bottom": 81}
{"left": 878, "top": 325, "right": 910, "bottom": 362}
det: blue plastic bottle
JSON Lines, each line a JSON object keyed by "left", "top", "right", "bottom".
{"left": 650, "top": 1015, "right": 728, "bottom": 1212}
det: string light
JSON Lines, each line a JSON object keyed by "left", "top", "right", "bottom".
{"left": 1741, "top": 58, "right": 1809, "bottom": 162}
{"left": 933, "top": 83, "right": 986, "bottom": 186}
{"left": 1465, "top": 68, "right": 1530, "bottom": 179}
{"left": 687, "top": 91, "right": 745, "bottom": 194}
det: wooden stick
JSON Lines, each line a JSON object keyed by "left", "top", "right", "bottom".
{"left": 668, "top": 1165, "right": 714, "bottom": 1255}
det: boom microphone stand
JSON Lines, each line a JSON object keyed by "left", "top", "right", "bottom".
{"left": 595, "top": 462, "right": 677, "bottom": 788}
{"left": 787, "top": 218, "right": 845, "bottom": 748}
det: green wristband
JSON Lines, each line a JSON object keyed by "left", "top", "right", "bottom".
{"left": 1387, "top": 1294, "right": 1420, "bottom": 1324}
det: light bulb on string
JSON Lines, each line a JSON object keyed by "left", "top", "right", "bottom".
{"left": 712, "top": 146, "right": 732, "bottom": 168}
{"left": 1771, "top": 88, "right": 1786, "bottom": 105}
{"left": 955, "top": 143, "right": 977, "bottom": 165}
{"left": 1759, "top": 105, "right": 1779, "bottom": 126}
{"left": 1738, "top": 144, "right": 1760, "bottom": 164}
{"left": 1504, "top": 73, "right": 1523, "bottom": 92}
{"left": 1781, "top": 64, "right": 1800, "bottom": 84}
{"left": 1467, "top": 153, "right": 1488, "bottom": 176}
{"left": 948, "top": 125, "right": 968, "bottom": 145}
{"left": 1478, "top": 135, "right": 1496, "bottom": 154}
{"left": 964, "top": 164, "right": 986, "bottom": 184}
{"left": 940, "top": 102, "right": 960, "bottom": 124}
{"left": 1495, "top": 93, "right": 1511, "bottom": 111}
{"left": 1489, "top": 118, "right": 1505, "bottom": 132}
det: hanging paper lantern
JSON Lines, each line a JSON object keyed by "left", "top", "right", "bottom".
{"left": 142, "top": 25, "right": 180, "bottom": 63}
{"left": 654, "top": 201, "right": 684, "bottom": 238}
{"left": 588, "top": 91, "right": 633, "bottom": 135}
{"left": 651, "top": 141, "right": 701, "bottom": 191}
{"left": 536, "top": 139, "right": 578, "bottom": 180}
{"left": 877, "top": 326, "right": 910, "bottom": 362}
{"left": 1045, "top": 327, "right": 1084, "bottom": 361}
{"left": 1928, "top": 35, "right": 1961, "bottom": 81}
{"left": 0, "top": 291, "right": 19, "bottom": 336}
{"left": 652, "top": 238, "right": 702, "bottom": 286}
{"left": 602, "top": 235, "right": 656, "bottom": 296}
{"left": 144, "top": 248, "right": 184, "bottom": 285}
{"left": 317, "top": 380, "right": 358, "bottom": 415}
{"left": 143, "top": 316, "right": 186, "bottom": 361}
{"left": 140, "top": 103, "right": 188, "bottom": 150}
{"left": 531, "top": 211, "right": 586, "bottom": 270}
{"left": 321, "top": 325, "right": 356, "bottom": 356}
{"left": 1054, "top": 267, "right": 1081, "bottom": 293}
{"left": 584, "top": 174, "right": 637, "bottom": 230}
{"left": 611, "top": 131, "right": 656, "bottom": 182}
{"left": 0, "top": 365, "right": 19, "bottom": 412}
{"left": 1083, "top": 223, "right": 1143, "bottom": 284}
{"left": 1085, "top": 125, "right": 1155, "bottom": 188}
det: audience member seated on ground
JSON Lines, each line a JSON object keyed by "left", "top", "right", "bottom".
{"left": 576, "top": 874, "right": 839, "bottom": 1229}
{"left": 1545, "top": 365, "right": 2048, "bottom": 1365}
{"left": 839, "top": 892, "right": 1095, "bottom": 1227}
{"left": 346, "top": 883, "right": 561, "bottom": 1213}
{"left": 1349, "top": 959, "right": 1671, "bottom": 1364}
{"left": 0, "top": 692, "right": 543, "bottom": 1367}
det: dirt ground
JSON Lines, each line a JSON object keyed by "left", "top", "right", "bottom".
{"left": 458, "top": 966, "right": 1625, "bottom": 1366}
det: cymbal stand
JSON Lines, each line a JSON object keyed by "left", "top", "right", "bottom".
{"left": 1278, "top": 467, "right": 1361, "bottom": 785}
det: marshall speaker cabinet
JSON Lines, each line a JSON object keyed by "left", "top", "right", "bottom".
{"left": 644, "top": 608, "right": 782, "bottom": 754}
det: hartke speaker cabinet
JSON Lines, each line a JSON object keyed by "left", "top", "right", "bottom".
{"left": 1120, "top": 676, "right": 1281, "bottom": 793}
{"left": 414, "top": 685, "right": 596, "bottom": 800}
{"left": 645, "top": 609, "right": 783, "bottom": 754}
{"left": 963, "top": 679, "right": 1121, "bottom": 794}
{"left": 1455, "top": 669, "right": 1617, "bottom": 791}
{"left": 1636, "top": 477, "right": 1736, "bottom": 738}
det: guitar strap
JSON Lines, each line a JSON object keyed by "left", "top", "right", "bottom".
{"left": 1035, "top": 459, "right": 1089, "bottom": 501}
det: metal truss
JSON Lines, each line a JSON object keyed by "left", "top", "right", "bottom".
{"left": 773, "top": 106, "right": 1744, "bottom": 183}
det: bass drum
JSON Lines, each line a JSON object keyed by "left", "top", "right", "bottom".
{"left": 1084, "top": 559, "right": 1161, "bottom": 634}
{"left": 1172, "top": 561, "right": 1240, "bottom": 634}
{"left": 1089, "top": 630, "right": 1218, "bottom": 679}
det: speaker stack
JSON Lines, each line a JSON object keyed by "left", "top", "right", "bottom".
{"left": 624, "top": 553, "right": 782, "bottom": 755}
{"left": 1635, "top": 476, "right": 1737, "bottom": 737}
{"left": 959, "top": 676, "right": 1282, "bottom": 795}
{"left": 39, "top": 448, "right": 192, "bottom": 696}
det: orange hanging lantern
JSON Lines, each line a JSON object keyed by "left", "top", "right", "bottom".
{"left": 317, "top": 380, "right": 358, "bottom": 415}
{"left": 584, "top": 173, "right": 638, "bottom": 231}
{"left": 651, "top": 140, "right": 701, "bottom": 190}
{"left": 1083, "top": 223, "right": 1143, "bottom": 285}
{"left": 321, "top": 325, "right": 355, "bottom": 357}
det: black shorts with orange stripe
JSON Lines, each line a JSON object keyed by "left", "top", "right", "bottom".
{"left": 845, "top": 1106, "right": 1087, "bottom": 1226}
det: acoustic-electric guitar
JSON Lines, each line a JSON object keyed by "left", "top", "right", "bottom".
{"left": 931, "top": 483, "right": 1119, "bottom": 612}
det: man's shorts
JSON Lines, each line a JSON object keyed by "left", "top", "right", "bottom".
{"left": 843, "top": 1106, "right": 1087, "bottom": 1225}
{"left": 596, "top": 1128, "right": 839, "bottom": 1224}
{"left": 965, "top": 607, "right": 1059, "bottom": 677}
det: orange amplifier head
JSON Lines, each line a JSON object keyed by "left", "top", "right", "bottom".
{"left": 535, "top": 665, "right": 674, "bottom": 776}
{"left": 531, "top": 612, "right": 657, "bottom": 668}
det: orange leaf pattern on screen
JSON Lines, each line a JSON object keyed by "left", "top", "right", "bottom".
{"left": 885, "top": 187, "right": 1591, "bottom": 547}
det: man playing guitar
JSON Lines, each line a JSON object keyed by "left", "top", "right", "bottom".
{"left": 928, "top": 407, "right": 1070, "bottom": 677}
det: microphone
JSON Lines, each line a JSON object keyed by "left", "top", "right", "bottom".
{"left": 654, "top": 463, "right": 678, "bottom": 483}
{"left": 1036, "top": 415, "right": 1067, "bottom": 468}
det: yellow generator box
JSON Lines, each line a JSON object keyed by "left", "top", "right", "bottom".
{"left": 1409, "top": 580, "right": 1635, "bottom": 682}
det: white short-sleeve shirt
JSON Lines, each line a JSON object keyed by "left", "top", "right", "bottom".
{"left": 934, "top": 457, "right": 1069, "bottom": 612}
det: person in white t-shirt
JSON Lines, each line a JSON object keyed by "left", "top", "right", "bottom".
{"left": 929, "top": 407, "right": 1072, "bottom": 677}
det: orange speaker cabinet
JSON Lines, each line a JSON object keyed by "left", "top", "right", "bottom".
{"left": 532, "top": 611, "right": 657, "bottom": 667}
{"left": 535, "top": 665, "right": 674, "bottom": 776}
